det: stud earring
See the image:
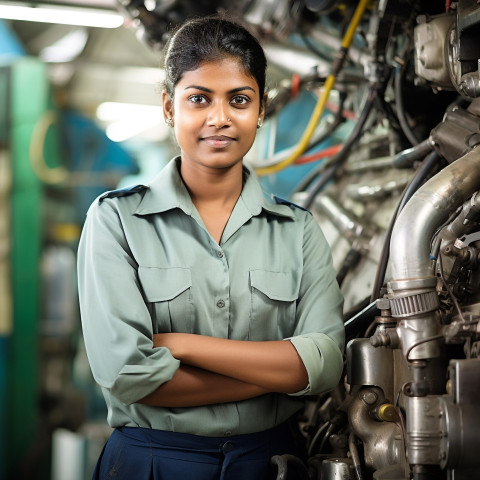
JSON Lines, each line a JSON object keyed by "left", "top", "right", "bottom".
{"left": 257, "top": 118, "right": 263, "bottom": 129}
{"left": 166, "top": 118, "right": 174, "bottom": 128}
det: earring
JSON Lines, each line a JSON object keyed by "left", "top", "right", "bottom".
{"left": 166, "top": 118, "right": 174, "bottom": 128}
{"left": 257, "top": 118, "right": 263, "bottom": 129}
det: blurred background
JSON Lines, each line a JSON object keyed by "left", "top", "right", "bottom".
{"left": 1, "top": 0, "right": 478, "bottom": 479}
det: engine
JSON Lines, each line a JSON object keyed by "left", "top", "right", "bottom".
{"left": 118, "top": 1, "right": 480, "bottom": 478}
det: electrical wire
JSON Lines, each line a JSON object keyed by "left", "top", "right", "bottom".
{"left": 301, "top": 86, "right": 377, "bottom": 209}
{"left": 405, "top": 335, "right": 445, "bottom": 362}
{"left": 254, "top": 0, "right": 370, "bottom": 176}
{"left": 292, "top": 85, "right": 375, "bottom": 195}
{"left": 438, "top": 252, "right": 466, "bottom": 323}
{"left": 294, "top": 144, "right": 343, "bottom": 165}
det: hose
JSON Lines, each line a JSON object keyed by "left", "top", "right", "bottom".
{"left": 336, "top": 247, "right": 362, "bottom": 287}
{"left": 270, "top": 454, "right": 310, "bottom": 480}
{"left": 394, "top": 64, "right": 421, "bottom": 146}
{"left": 254, "top": 0, "right": 370, "bottom": 176}
{"left": 392, "top": 138, "right": 433, "bottom": 169}
{"left": 300, "top": 86, "right": 377, "bottom": 209}
{"left": 369, "top": 151, "right": 442, "bottom": 301}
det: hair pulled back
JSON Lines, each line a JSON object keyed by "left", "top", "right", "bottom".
{"left": 162, "top": 16, "right": 266, "bottom": 99}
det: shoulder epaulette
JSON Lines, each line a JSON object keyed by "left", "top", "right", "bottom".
{"left": 273, "top": 195, "right": 311, "bottom": 214}
{"left": 98, "top": 184, "right": 148, "bottom": 203}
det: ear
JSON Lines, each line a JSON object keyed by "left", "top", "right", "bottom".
{"left": 162, "top": 90, "right": 174, "bottom": 121}
{"left": 259, "top": 92, "right": 267, "bottom": 123}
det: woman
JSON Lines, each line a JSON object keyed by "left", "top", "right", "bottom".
{"left": 78, "top": 15, "right": 344, "bottom": 480}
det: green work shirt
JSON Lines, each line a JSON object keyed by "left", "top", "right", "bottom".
{"left": 78, "top": 157, "right": 344, "bottom": 436}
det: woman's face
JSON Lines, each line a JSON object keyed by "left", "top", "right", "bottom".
{"left": 163, "top": 57, "right": 264, "bottom": 172}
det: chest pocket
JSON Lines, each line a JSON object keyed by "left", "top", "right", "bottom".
{"left": 138, "top": 266, "right": 193, "bottom": 333}
{"left": 249, "top": 270, "right": 300, "bottom": 341}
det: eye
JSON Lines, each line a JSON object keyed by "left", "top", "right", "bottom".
{"left": 230, "top": 95, "right": 250, "bottom": 106}
{"left": 188, "top": 94, "right": 208, "bottom": 104}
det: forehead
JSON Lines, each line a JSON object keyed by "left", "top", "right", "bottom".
{"left": 176, "top": 58, "right": 259, "bottom": 93}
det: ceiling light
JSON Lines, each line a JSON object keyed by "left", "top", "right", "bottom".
{"left": 96, "top": 102, "right": 163, "bottom": 122}
{"left": 96, "top": 102, "right": 168, "bottom": 143}
{"left": 0, "top": 3, "right": 125, "bottom": 28}
{"left": 40, "top": 28, "right": 88, "bottom": 63}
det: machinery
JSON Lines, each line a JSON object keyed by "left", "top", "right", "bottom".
{"left": 5, "top": 0, "right": 480, "bottom": 478}
{"left": 117, "top": 1, "right": 480, "bottom": 478}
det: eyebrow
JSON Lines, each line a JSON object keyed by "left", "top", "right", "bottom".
{"left": 184, "top": 85, "right": 256, "bottom": 94}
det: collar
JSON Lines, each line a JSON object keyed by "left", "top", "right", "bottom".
{"left": 134, "top": 157, "right": 295, "bottom": 220}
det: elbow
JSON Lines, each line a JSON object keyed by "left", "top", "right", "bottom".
{"left": 280, "top": 364, "right": 309, "bottom": 394}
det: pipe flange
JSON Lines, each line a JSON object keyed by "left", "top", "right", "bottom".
{"left": 389, "top": 290, "right": 439, "bottom": 318}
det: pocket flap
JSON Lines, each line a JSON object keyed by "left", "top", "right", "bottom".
{"left": 249, "top": 270, "right": 300, "bottom": 302}
{"left": 138, "top": 266, "right": 191, "bottom": 302}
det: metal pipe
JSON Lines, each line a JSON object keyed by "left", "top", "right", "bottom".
{"left": 390, "top": 147, "right": 480, "bottom": 283}
{"left": 263, "top": 40, "right": 331, "bottom": 77}
{"left": 314, "top": 194, "right": 366, "bottom": 242}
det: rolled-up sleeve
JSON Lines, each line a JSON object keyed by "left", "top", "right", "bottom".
{"left": 287, "top": 213, "right": 344, "bottom": 396}
{"left": 77, "top": 197, "right": 180, "bottom": 405}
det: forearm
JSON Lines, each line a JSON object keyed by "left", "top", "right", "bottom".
{"left": 154, "top": 334, "right": 308, "bottom": 394}
{"left": 138, "top": 364, "right": 270, "bottom": 407}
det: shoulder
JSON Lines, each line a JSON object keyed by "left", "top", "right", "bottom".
{"left": 272, "top": 195, "right": 312, "bottom": 215}
{"left": 86, "top": 184, "right": 149, "bottom": 222}
{"left": 98, "top": 184, "right": 148, "bottom": 203}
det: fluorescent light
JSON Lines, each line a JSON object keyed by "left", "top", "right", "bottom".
{"left": 40, "top": 28, "right": 88, "bottom": 62}
{"left": 96, "top": 102, "right": 167, "bottom": 142}
{"left": 0, "top": 3, "right": 124, "bottom": 28}
{"left": 97, "top": 102, "right": 163, "bottom": 122}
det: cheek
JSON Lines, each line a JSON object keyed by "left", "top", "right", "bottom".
{"left": 174, "top": 116, "right": 201, "bottom": 141}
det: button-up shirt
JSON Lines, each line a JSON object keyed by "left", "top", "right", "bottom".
{"left": 78, "top": 157, "right": 344, "bottom": 436}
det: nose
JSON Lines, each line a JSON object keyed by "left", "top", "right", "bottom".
{"left": 207, "top": 100, "right": 230, "bottom": 128}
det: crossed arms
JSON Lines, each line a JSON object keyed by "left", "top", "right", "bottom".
{"left": 139, "top": 333, "right": 308, "bottom": 407}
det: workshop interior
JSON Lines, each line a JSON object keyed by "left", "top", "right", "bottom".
{"left": 1, "top": 0, "right": 480, "bottom": 479}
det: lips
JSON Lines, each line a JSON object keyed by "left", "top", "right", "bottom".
{"left": 202, "top": 135, "right": 235, "bottom": 148}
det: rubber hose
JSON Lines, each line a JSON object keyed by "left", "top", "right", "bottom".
{"left": 301, "top": 87, "right": 377, "bottom": 209}
{"left": 392, "top": 139, "right": 433, "bottom": 169}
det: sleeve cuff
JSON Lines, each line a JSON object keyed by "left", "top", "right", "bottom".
{"left": 287, "top": 334, "right": 343, "bottom": 397}
{"left": 109, "top": 348, "right": 181, "bottom": 405}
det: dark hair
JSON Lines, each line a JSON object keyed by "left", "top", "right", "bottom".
{"left": 161, "top": 16, "right": 267, "bottom": 100}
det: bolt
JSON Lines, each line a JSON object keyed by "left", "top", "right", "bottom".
{"left": 361, "top": 390, "right": 378, "bottom": 405}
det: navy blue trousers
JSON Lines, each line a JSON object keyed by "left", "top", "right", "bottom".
{"left": 92, "top": 423, "right": 296, "bottom": 480}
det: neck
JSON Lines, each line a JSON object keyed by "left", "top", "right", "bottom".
{"left": 179, "top": 159, "right": 244, "bottom": 208}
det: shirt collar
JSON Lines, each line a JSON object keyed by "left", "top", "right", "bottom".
{"left": 134, "top": 156, "right": 295, "bottom": 220}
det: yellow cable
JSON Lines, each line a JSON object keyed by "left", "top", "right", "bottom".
{"left": 255, "top": 0, "right": 370, "bottom": 176}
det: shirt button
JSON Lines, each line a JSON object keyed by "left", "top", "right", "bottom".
{"left": 216, "top": 300, "right": 225, "bottom": 308}
{"left": 216, "top": 250, "right": 223, "bottom": 258}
